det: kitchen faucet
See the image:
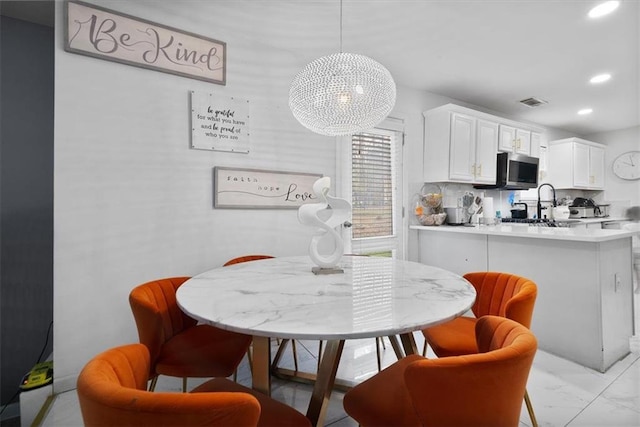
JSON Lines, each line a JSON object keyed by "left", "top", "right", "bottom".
{"left": 537, "top": 183, "right": 557, "bottom": 219}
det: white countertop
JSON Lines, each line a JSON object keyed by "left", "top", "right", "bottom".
{"left": 567, "top": 217, "right": 628, "bottom": 224}
{"left": 410, "top": 223, "right": 636, "bottom": 242}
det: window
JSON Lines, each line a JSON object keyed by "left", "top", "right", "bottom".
{"left": 351, "top": 131, "right": 395, "bottom": 239}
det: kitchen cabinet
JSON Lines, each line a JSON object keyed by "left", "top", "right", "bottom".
{"left": 424, "top": 104, "right": 545, "bottom": 184}
{"left": 415, "top": 225, "right": 634, "bottom": 372}
{"left": 530, "top": 131, "right": 544, "bottom": 158}
{"left": 547, "top": 138, "right": 605, "bottom": 190}
{"left": 498, "top": 125, "right": 532, "bottom": 155}
{"left": 424, "top": 108, "right": 498, "bottom": 184}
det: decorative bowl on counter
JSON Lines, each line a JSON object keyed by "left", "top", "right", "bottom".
{"left": 417, "top": 212, "right": 447, "bottom": 226}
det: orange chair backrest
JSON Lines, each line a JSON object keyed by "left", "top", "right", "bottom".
{"left": 77, "top": 344, "right": 261, "bottom": 426}
{"left": 129, "top": 277, "right": 196, "bottom": 368}
{"left": 464, "top": 271, "right": 537, "bottom": 328}
{"left": 223, "top": 255, "right": 274, "bottom": 266}
{"left": 405, "top": 316, "right": 537, "bottom": 427}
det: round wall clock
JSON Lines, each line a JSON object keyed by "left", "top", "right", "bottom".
{"left": 612, "top": 151, "right": 640, "bottom": 180}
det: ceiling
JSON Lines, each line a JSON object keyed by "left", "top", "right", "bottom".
{"left": 2, "top": 0, "right": 638, "bottom": 137}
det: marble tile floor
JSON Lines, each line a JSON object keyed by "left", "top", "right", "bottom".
{"left": 38, "top": 334, "right": 640, "bottom": 427}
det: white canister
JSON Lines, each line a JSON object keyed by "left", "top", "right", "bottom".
{"left": 552, "top": 206, "right": 570, "bottom": 220}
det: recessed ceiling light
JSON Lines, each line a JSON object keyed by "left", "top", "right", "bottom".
{"left": 588, "top": 1, "right": 620, "bottom": 18}
{"left": 590, "top": 73, "right": 612, "bottom": 83}
{"left": 578, "top": 108, "right": 593, "bottom": 115}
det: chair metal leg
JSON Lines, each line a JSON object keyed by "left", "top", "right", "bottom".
{"left": 148, "top": 376, "right": 158, "bottom": 391}
{"left": 318, "top": 341, "right": 324, "bottom": 370}
{"left": 524, "top": 389, "right": 538, "bottom": 427}
{"left": 375, "top": 337, "right": 382, "bottom": 371}
{"left": 182, "top": 377, "right": 187, "bottom": 393}
{"left": 422, "top": 339, "right": 427, "bottom": 356}
{"left": 291, "top": 339, "right": 299, "bottom": 372}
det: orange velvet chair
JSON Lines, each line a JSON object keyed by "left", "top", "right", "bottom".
{"left": 421, "top": 271, "right": 538, "bottom": 426}
{"left": 223, "top": 255, "right": 275, "bottom": 267}
{"left": 77, "top": 343, "right": 311, "bottom": 427}
{"left": 343, "top": 316, "right": 537, "bottom": 427}
{"left": 129, "top": 277, "right": 252, "bottom": 392}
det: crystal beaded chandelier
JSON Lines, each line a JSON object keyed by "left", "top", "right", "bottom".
{"left": 288, "top": 1, "right": 396, "bottom": 136}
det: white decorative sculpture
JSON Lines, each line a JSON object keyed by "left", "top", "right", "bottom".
{"left": 298, "top": 177, "right": 352, "bottom": 274}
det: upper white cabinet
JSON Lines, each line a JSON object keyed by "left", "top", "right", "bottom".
{"left": 547, "top": 138, "right": 605, "bottom": 190}
{"left": 475, "top": 120, "right": 500, "bottom": 183}
{"left": 424, "top": 108, "right": 498, "bottom": 184}
{"left": 423, "top": 104, "right": 544, "bottom": 184}
{"left": 498, "top": 125, "right": 533, "bottom": 155}
{"left": 530, "top": 131, "right": 543, "bottom": 158}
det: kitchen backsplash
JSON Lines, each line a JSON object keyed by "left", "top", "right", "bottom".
{"left": 420, "top": 181, "right": 634, "bottom": 220}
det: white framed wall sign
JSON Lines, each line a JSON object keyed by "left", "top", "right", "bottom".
{"left": 214, "top": 167, "right": 322, "bottom": 209}
{"left": 65, "top": 1, "right": 226, "bottom": 84}
{"left": 191, "top": 91, "right": 250, "bottom": 153}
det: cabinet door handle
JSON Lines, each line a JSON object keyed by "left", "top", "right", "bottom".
{"left": 471, "top": 164, "right": 476, "bottom": 176}
{"left": 478, "top": 164, "right": 482, "bottom": 176}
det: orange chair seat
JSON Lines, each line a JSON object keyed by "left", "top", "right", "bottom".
{"left": 78, "top": 344, "right": 310, "bottom": 427}
{"left": 194, "top": 378, "right": 311, "bottom": 427}
{"left": 344, "top": 317, "right": 537, "bottom": 427}
{"left": 155, "top": 324, "right": 252, "bottom": 378}
{"left": 342, "top": 354, "right": 423, "bottom": 427}
{"left": 422, "top": 316, "right": 478, "bottom": 357}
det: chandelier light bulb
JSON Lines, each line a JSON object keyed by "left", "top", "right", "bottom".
{"left": 289, "top": 52, "right": 397, "bottom": 136}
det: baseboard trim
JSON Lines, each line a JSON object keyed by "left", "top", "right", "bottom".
{"left": 31, "top": 394, "right": 55, "bottom": 427}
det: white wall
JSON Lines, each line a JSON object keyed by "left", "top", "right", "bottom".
{"left": 52, "top": 0, "right": 443, "bottom": 391}
{"left": 586, "top": 125, "right": 640, "bottom": 210}
{"left": 53, "top": 0, "right": 337, "bottom": 391}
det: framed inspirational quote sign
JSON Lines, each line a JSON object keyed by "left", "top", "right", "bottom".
{"left": 65, "top": 0, "right": 226, "bottom": 84}
{"left": 213, "top": 167, "right": 322, "bottom": 209}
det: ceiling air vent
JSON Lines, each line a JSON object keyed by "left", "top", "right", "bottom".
{"left": 519, "top": 97, "right": 548, "bottom": 108}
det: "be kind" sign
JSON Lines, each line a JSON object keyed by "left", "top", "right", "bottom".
{"left": 65, "top": 1, "right": 226, "bottom": 85}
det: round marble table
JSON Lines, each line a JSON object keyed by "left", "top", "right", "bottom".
{"left": 177, "top": 255, "right": 476, "bottom": 426}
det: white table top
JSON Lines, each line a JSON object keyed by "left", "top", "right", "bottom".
{"left": 176, "top": 255, "right": 476, "bottom": 340}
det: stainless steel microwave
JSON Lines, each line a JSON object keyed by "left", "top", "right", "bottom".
{"left": 474, "top": 152, "right": 539, "bottom": 190}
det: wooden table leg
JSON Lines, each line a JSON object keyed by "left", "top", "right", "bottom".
{"left": 399, "top": 332, "right": 418, "bottom": 356}
{"left": 306, "top": 339, "right": 344, "bottom": 427}
{"left": 251, "top": 336, "right": 271, "bottom": 396}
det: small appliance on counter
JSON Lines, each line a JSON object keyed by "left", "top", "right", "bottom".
{"left": 569, "top": 198, "right": 597, "bottom": 218}
{"left": 551, "top": 205, "right": 571, "bottom": 220}
{"left": 444, "top": 207, "right": 466, "bottom": 224}
{"left": 510, "top": 202, "right": 529, "bottom": 219}
{"left": 443, "top": 191, "right": 479, "bottom": 225}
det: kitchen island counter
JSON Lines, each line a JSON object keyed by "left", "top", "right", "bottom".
{"left": 413, "top": 223, "right": 634, "bottom": 372}
{"left": 410, "top": 223, "right": 635, "bottom": 242}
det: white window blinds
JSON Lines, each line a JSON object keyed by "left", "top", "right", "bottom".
{"left": 351, "top": 131, "right": 395, "bottom": 239}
